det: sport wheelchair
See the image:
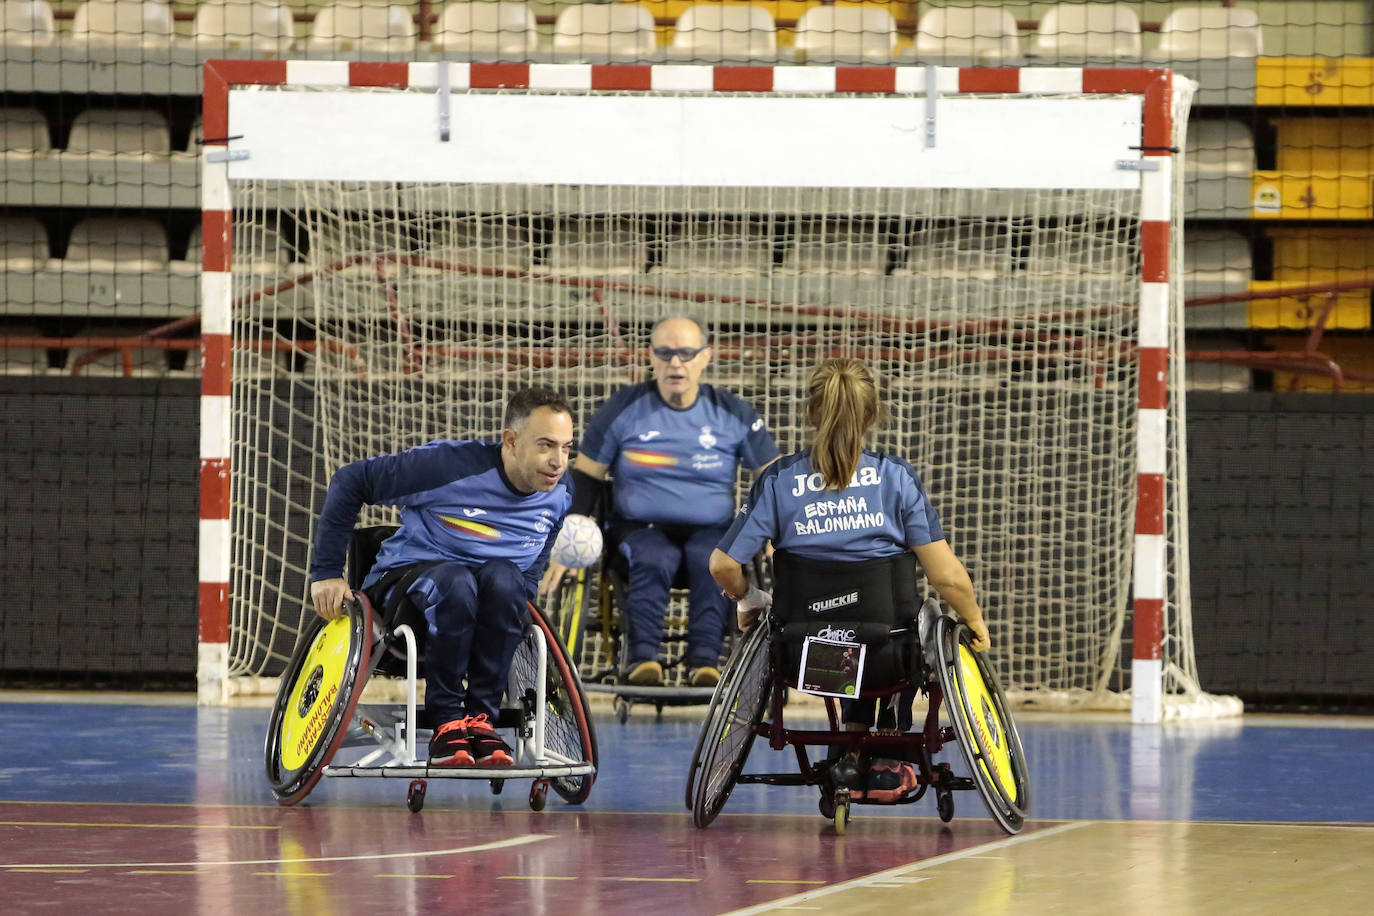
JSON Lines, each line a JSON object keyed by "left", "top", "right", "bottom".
{"left": 685, "top": 550, "right": 1028, "bottom": 835}
{"left": 548, "top": 527, "right": 763, "bottom": 723}
{"left": 265, "top": 526, "right": 598, "bottom": 813}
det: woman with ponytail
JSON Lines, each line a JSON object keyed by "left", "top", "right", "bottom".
{"left": 709, "top": 358, "right": 989, "bottom": 734}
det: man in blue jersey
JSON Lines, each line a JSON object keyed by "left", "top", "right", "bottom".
{"left": 540, "top": 317, "right": 778, "bottom": 688}
{"left": 309, "top": 388, "right": 575, "bottom": 767}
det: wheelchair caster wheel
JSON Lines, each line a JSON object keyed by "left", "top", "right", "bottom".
{"left": 937, "top": 789, "right": 955, "bottom": 823}
{"left": 654, "top": 701, "right": 665, "bottom": 721}
{"left": 406, "top": 779, "right": 427, "bottom": 813}
{"left": 832, "top": 788, "right": 851, "bottom": 835}
{"left": 490, "top": 778, "right": 505, "bottom": 795}
{"left": 834, "top": 801, "right": 850, "bottom": 835}
{"left": 818, "top": 794, "right": 836, "bottom": 820}
{"left": 529, "top": 779, "right": 549, "bottom": 812}
{"left": 614, "top": 697, "right": 630, "bottom": 724}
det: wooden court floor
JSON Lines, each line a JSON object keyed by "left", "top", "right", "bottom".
{"left": 1, "top": 695, "right": 1371, "bottom": 914}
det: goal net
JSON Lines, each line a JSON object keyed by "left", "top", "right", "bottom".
{"left": 201, "top": 62, "right": 1239, "bottom": 722}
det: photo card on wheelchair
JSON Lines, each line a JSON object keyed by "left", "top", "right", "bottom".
{"left": 797, "top": 635, "right": 867, "bottom": 699}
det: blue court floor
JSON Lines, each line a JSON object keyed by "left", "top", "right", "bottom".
{"left": 1, "top": 696, "right": 1371, "bottom": 821}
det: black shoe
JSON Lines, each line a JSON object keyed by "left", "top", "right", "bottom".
{"left": 466, "top": 713, "right": 513, "bottom": 766}
{"left": 829, "top": 753, "right": 864, "bottom": 790}
{"left": 428, "top": 716, "right": 475, "bottom": 766}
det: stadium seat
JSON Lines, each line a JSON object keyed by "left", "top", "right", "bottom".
{"left": 1, "top": 107, "right": 52, "bottom": 154}
{"left": 1025, "top": 230, "right": 1132, "bottom": 279}
{"left": 66, "top": 109, "right": 171, "bottom": 156}
{"left": 1185, "top": 120, "right": 1255, "bottom": 178}
{"left": 552, "top": 3, "right": 658, "bottom": 61}
{"left": 668, "top": 4, "right": 777, "bottom": 62}
{"left": 182, "top": 115, "right": 203, "bottom": 153}
{"left": 0, "top": 0, "right": 57, "bottom": 47}
{"left": 177, "top": 223, "right": 295, "bottom": 276}
{"left": 421, "top": 217, "right": 530, "bottom": 274}
{"left": 913, "top": 6, "right": 1021, "bottom": 61}
{"left": 431, "top": 1, "right": 538, "bottom": 58}
{"left": 782, "top": 219, "right": 888, "bottom": 275}
{"left": 307, "top": 2, "right": 417, "bottom": 53}
{"left": 0, "top": 215, "right": 51, "bottom": 270}
{"left": 793, "top": 5, "right": 897, "bottom": 63}
{"left": 897, "top": 222, "right": 1013, "bottom": 279}
{"left": 1030, "top": 3, "right": 1141, "bottom": 60}
{"left": 656, "top": 219, "right": 771, "bottom": 275}
{"left": 1184, "top": 229, "right": 1251, "bottom": 287}
{"left": 192, "top": 0, "right": 295, "bottom": 53}
{"left": 64, "top": 216, "right": 169, "bottom": 271}
{"left": 70, "top": 0, "right": 174, "bottom": 47}
{"left": 1154, "top": 6, "right": 1264, "bottom": 59}
{"left": 547, "top": 218, "right": 645, "bottom": 276}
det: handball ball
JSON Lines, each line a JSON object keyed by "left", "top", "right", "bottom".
{"left": 552, "top": 514, "right": 603, "bottom": 569}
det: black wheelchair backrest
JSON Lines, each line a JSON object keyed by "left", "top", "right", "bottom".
{"left": 770, "top": 549, "right": 923, "bottom": 691}
{"left": 771, "top": 549, "right": 920, "bottom": 629}
{"left": 346, "top": 525, "right": 401, "bottom": 591}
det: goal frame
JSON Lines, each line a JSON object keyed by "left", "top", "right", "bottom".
{"left": 199, "top": 60, "right": 1181, "bottom": 722}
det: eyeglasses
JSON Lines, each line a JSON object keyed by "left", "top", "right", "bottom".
{"left": 652, "top": 345, "right": 707, "bottom": 363}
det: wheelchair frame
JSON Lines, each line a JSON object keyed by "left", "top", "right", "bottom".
{"left": 685, "top": 598, "right": 1029, "bottom": 835}
{"left": 550, "top": 550, "right": 771, "bottom": 723}
{"left": 266, "top": 562, "right": 598, "bottom": 813}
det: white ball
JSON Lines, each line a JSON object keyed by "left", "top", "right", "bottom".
{"left": 551, "top": 513, "right": 603, "bottom": 569}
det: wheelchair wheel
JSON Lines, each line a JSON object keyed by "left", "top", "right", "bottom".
{"left": 548, "top": 566, "right": 595, "bottom": 668}
{"left": 510, "top": 602, "right": 599, "bottom": 805}
{"left": 264, "top": 596, "right": 375, "bottom": 806}
{"left": 933, "top": 616, "right": 1030, "bottom": 835}
{"left": 687, "top": 619, "right": 772, "bottom": 828}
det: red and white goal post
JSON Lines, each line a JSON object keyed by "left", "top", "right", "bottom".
{"left": 198, "top": 61, "right": 1241, "bottom": 723}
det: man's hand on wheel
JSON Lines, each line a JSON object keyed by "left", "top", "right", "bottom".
{"left": 311, "top": 578, "right": 352, "bottom": 621}
{"left": 538, "top": 560, "right": 570, "bottom": 597}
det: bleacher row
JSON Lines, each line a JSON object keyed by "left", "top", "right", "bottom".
{"left": 0, "top": 1, "right": 1266, "bottom": 61}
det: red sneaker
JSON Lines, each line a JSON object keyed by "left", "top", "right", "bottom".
{"left": 465, "top": 713, "right": 514, "bottom": 766}
{"left": 428, "top": 716, "right": 475, "bottom": 766}
{"left": 856, "top": 759, "right": 919, "bottom": 803}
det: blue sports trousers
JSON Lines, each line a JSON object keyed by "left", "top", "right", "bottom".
{"left": 397, "top": 559, "right": 528, "bottom": 723}
{"left": 617, "top": 524, "right": 730, "bottom": 669}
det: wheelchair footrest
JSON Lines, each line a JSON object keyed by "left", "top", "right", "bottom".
{"left": 583, "top": 683, "right": 714, "bottom": 699}
{"left": 323, "top": 763, "right": 595, "bottom": 780}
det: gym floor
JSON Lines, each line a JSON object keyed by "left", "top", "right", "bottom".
{"left": 1, "top": 695, "right": 1372, "bottom": 914}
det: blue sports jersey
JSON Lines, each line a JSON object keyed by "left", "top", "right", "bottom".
{"left": 309, "top": 440, "right": 572, "bottom": 598}
{"left": 580, "top": 382, "right": 779, "bottom": 527}
{"left": 718, "top": 449, "right": 945, "bottom": 563}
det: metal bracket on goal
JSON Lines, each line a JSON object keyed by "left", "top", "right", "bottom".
{"left": 1115, "top": 160, "right": 1161, "bottom": 171}
{"left": 206, "top": 149, "right": 249, "bottom": 163}
{"left": 924, "top": 65, "right": 938, "bottom": 149}
{"left": 438, "top": 65, "right": 451, "bottom": 142}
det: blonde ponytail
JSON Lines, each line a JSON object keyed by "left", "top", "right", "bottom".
{"left": 806, "top": 359, "right": 882, "bottom": 490}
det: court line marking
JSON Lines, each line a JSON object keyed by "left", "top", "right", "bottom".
{"left": 0, "top": 833, "right": 552, "bottom": 871}
{"left": 497, "top": 875, "right": 578, "bottom": 881}
{"left": 0, "top": 820, "right": 276, "bottom": 830}
{"left": 721, "top": 821, "right": 1091, "bottom": 916}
